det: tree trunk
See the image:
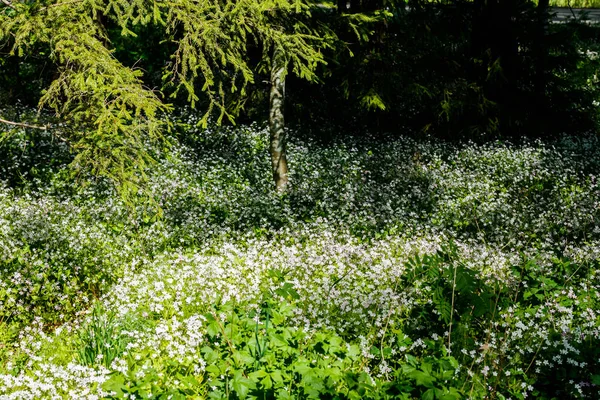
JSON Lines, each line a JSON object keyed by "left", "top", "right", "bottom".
{"left": 269, "top": 45, "right": 288, "bottom": 192}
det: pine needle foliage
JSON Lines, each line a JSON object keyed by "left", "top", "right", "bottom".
{"left": 0, "top": 0, "right": 335, "bottom": 198}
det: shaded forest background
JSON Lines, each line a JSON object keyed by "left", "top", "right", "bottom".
{"left": 2, "top": 0, "right": 600, "bottom": 145}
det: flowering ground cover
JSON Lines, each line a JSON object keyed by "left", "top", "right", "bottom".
{"left": 0, "top": 124, "right": 599, "bottom": 399}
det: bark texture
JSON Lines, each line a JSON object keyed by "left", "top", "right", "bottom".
{"left": 269, "top": 45, "right": 288, "bottom": 192}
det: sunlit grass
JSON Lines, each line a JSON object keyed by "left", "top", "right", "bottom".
{"left": 550, "top": 0, "right": 600, "bottom": 7}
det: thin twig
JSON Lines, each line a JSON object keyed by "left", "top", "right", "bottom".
{"left": 1, "top": 0, "right": 15, "bottom": 10}
{"left": 0, "top": 117, "right": 47, "bottom": 130}
{"left": 212, "top": 313, "right": 238, "bottom": 359}
{"left": 524, "top": 338, "right": 545, "bottom": 375}
{"left": 568, "top": 0, "right": 577, "bottom": 19}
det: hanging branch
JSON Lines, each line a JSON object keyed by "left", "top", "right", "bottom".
{"left": 0, "top": 117, "right": 48, "bottom": 130}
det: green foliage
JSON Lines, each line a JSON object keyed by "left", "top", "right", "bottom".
{"left": 101, "top": 293, "right": 373, "bottom": 399}
{"left": 200, "top": 299, "right": 365, "bottom": 399}
{"left": 0, "top": 185, "right": 134, "bottom": 330}
{"left": 396, "top": 243, "right": 600, "bottom": 399}
{"left": 379, "top": 345, "right": 465, "bottom": 400}
{"left": 401, "top": 243, "right": 498, "bottom": 343}
{"left": 101, "top": 284, "right": 469, "bottom": 399}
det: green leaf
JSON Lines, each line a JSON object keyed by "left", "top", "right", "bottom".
{"left": 294, "top": 361, "right": 312, "bottom": 376}
{"left": 407, "top": 370, "right": 436, "bottom": 388}
{"left": 275, "top": 282, "right": 300, "bottom": 300}
{"left": 433, "top": 287, "right": 451, "bottom": 324}
{"left": 248, "top": 370, "right": 268, "bottom": 380}
{"left": 277, "top": 389, "right": 294, "bottom": 400}
{"left": 440, "top": 387, "right": 462, "bottom": 400}
{"left": 206, "top": 321, "right": 220, "bottom": 338}
{"left": 369, "top": 345, "right": 380, "bottom": 356}
{"left": 205, "top": 364, "right": 221, "bottom": 376}
{"left": 270, "top": 333, "right": 288, "bottom": 348}
{"left": 454, "top": 266, "right": 476, "bottom": 293}
{"left": 422, "top": 388, "right": 436, "bottom": 400}
{"left": 208, "top": 390, "right": 227, "bottom": 400}
{"left": 202, "top": 347, "right": 220, "bottom": 364}
{"left": 231, "top": 370, "right": 255, "bottom": 399}
{"left": 233, "top": 350, "right": 255, "bottom": 366}
{"left": 261, "top": 374, "right": 273, "bottom": 389}
{"left": 421, "top": 361, "right": 433, "bottom": 375}
{"left": 103, "top": 374, "right": 126, "bottom": 396}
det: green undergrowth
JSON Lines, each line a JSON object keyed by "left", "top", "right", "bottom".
{"left": 549, "top": 1, "right": 600, "bottom": 7}
{"left": 1, "top": 122, "right": 599, "bottom": 399}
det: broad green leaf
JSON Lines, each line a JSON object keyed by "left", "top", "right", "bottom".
{"left": 407, "top": 370, "right": 436, "bottom": 388}
{"left": 422, "top": 388, "right": 436, "bottom": 400}
{"left": 231, "top": 370, "right": 255, "bottom": 399}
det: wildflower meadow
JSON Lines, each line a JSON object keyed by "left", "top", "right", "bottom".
{"left": 0, "top": 122, "right": 599, "bottom": 399}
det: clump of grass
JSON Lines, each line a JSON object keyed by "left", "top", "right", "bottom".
{"left": 76, "top": 305, "right": 125, "bottom": 369}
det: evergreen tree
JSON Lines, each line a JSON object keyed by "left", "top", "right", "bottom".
{"left": 0, "top": 0, "right": 336, "bottom": 194}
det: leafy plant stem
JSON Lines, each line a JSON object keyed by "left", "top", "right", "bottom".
{"left": 448, "top": 261, "right": 458, "bottom": 353}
